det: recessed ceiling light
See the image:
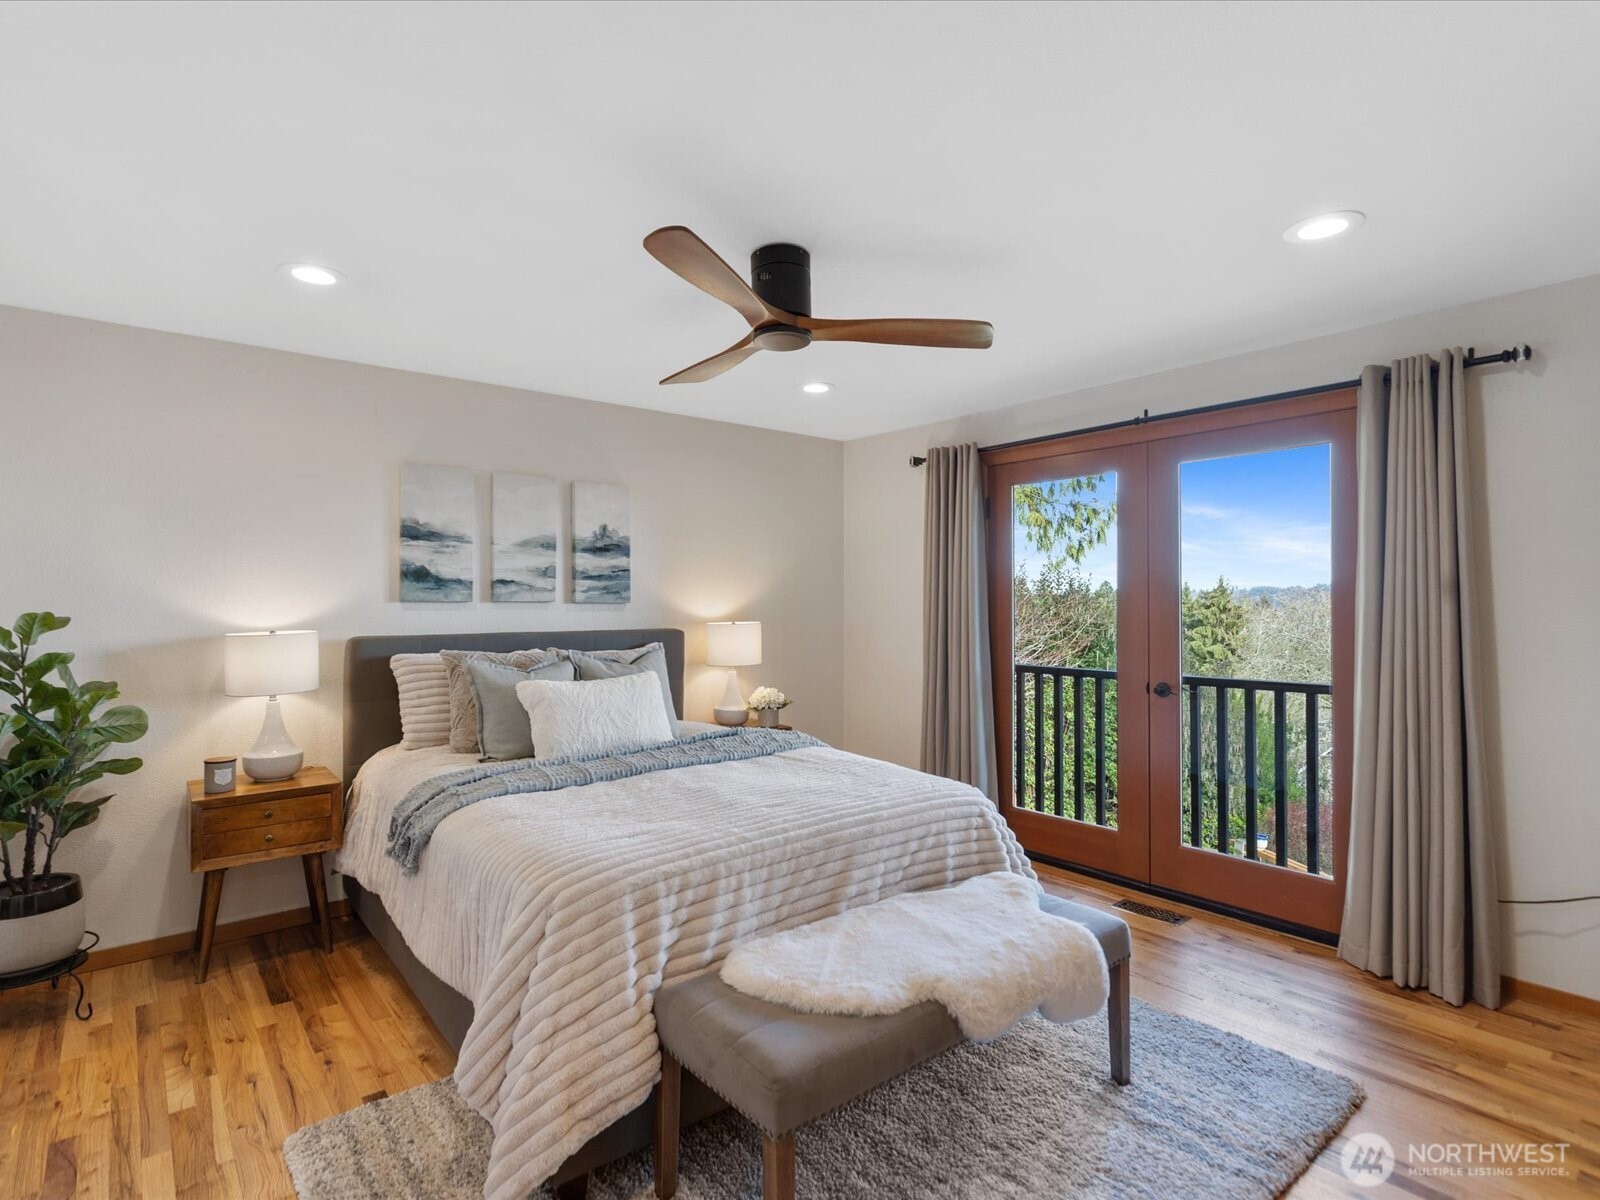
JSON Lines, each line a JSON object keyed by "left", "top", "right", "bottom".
{"left": 801, "top": 381, "right": 833, "bottom": 395}
{"left": 283, "top": 263, "right": 342, "bottom": 286}
{"left": 1283, "top": 211, "right": 1365, "bottom": 244}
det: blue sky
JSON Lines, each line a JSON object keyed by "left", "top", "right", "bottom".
{"left": 1013, "top": 443, "right": 1332, "bottom": 589}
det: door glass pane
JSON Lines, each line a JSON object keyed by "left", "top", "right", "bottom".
{"left": 1010, "top": 473, "right": 1118, "bottom": 826}
{"left": 1177, "top": 444, "right": 1334, "bottom": 876}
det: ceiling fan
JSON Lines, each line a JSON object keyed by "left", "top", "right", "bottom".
{"left": 643, "top": 226, "right": 994, "bottom": 385}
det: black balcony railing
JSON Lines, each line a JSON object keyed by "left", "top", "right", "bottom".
{"left": 1013, "top": 663, "right": 1119, "bottom": 828}
{"left": 1013, "top": 662, "right": 1334, "bottom": 875}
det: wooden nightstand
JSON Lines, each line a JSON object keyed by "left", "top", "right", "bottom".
{"left": 187, "top": 765, "right": 343, "bottom": 983}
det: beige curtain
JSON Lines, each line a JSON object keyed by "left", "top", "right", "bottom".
{"left": 1338, "top": 351, "right": 1501, "bottom": 1008}
{"left": 921, "top": 444, "right": 997, "bottom": 798}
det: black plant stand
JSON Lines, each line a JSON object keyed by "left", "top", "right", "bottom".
{"left": 0, "top": 931, "right": 99, "bottom": 1020}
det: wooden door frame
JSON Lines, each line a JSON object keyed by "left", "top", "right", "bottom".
{"left": 983, "top": 387, "right": 1356, "bottom": 931}
{"left": 1145, "top": 401, "right": 1356, "bottom": 934}
{"left": 987, "top": 442, "right": 1150, "bottom": 881}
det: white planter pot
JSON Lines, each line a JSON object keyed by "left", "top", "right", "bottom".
{"left": 0, "top": 874, "right": 86, "bottom": 976}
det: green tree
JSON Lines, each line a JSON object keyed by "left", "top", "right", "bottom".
{"left": 1181, "top": 578, "right": 1246, "bottom": 675}
{"left": 1013, "top": 478, "right": 1115, "bottom": 573}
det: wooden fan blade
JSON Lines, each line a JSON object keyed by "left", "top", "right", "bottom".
{"left": 660, "top": 333, "right": 762, "bottom": 385}
{"left": 644, "top": 226, "right": 786, "bottom": 328}
{"left": 798, "top": 316, "right": 994, "bottom": 349}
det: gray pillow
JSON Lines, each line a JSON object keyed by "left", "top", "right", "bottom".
{"left": 563, "top": 644, "right": 678, "bottom": 735}
{"left": 440, "top": 648, "right": 561, "bottom": 753}
{"left": 466, "top": 657, "right": 577, "bottom": 760}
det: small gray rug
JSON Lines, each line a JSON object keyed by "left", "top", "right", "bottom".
{"left": 284, "top": 999, "right": 1361, "bottom": 1199}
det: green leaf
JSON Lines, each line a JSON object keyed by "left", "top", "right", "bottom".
{"left": 22, "top": 651, "right": 75, "bottom": 682}
{"left": 12, "top": 612, "right": 69, "bottom": 647}
{"left": 0, "top": 820, "right": 27, "bottom": 842}
{"left": 2, "top": 756, "right": 65, "bottom": 790}
{"left": 0, "top": 626, "right": 14, "bottom": 651}
{"left": 55, "top": 797, "right": 110, "bottom": 836}
{"left": 27, "top": 681, "right": 71, "bottom": 713}
{"left": 90, "top": 705, "right": 149, "bottom": 743}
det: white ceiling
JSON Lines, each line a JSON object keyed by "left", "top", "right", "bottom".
{"left": 3, "top": 2, "right": 1599, "bottom": 440}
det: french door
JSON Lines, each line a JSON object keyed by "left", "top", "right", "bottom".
{"left": 988, "top": 392, "right": 1355, "bottom": 934}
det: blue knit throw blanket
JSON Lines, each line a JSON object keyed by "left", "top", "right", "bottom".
{"left": 385, "top": 727, "right": 824, "bottom": 873}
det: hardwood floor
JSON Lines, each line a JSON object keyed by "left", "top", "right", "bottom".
{"left": 0, "top": 922, "right": 453, "bottom": 1200}
{"left": 1, "top": 872, "right": 1595, "bottom": 1198}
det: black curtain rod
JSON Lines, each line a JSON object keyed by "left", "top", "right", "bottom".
{"left": 908, "top": 344, "right": 1532, "bottom": 467}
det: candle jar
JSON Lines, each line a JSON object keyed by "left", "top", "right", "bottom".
{"left": 204, "top": 756, "right": 238, "bottom": 795}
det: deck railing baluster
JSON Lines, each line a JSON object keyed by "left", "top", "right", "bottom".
{"left": 1072, "top": 674, "right": 1085, "bottom": 821}
{"left": 1014, "top": 665, "right": 1026, "bottom": 809}
{"left": 1187, "top": 683, "right": 1201, "bottom": 847}
{"left": 1274, "top": 689, "right": 1289, "bottom": 868}
{"left": 1032, "top": 671, "right": 1044, "bottom": 813}
{"left": 1094, "top": 676, "right": 1107, "bottom": 825}
{"left": 1306, "top": 693, "right": 1320, "bottom": 875}
{"left": 1242, "top": 685, "right": 1258, "bottom": 859}
{"left": 1215, "top": 686, "right": 1230, "bottom": 855}
{"left": 1052, "top": 675, "right": 1065, "bottom": 817}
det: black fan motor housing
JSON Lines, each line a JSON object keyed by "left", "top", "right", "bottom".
{"left": 751, "top": 243, "right": 811, "bottom": 317}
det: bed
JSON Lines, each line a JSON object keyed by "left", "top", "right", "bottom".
{"left": 335, "top": 628, "right": 1031, "bottom": 1199}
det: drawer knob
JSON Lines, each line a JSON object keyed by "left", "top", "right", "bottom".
{"left": 264, "top": 832, "right": 274, "bottom": 843}
{"left": 263, "top": 810, "right": 273, "bottom": 819}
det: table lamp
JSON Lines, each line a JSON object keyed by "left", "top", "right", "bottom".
{"left": 706, "top": 621, "right": 761, "bottom": 726}
{"left": 224, "top": 630, "right": 320, "bottom": 781}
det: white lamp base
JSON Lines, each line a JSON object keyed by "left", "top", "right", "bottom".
{"left": 243, "top": 696, "right": 305, "bottom": 782}
{"left": 713, "top": 668, "right": 749, "bottom": 727}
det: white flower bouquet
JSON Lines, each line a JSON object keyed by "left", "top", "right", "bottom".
{"left": 746, "top": 686, "right": 792, "bottom": 711}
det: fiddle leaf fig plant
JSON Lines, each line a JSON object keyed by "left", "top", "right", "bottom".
{"left": 0, "top": 613, "right": 148, "bottom": 895}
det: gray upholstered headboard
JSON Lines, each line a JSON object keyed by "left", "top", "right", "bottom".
{"left": 342, "top": 628, "right": 685, "bottom": 786}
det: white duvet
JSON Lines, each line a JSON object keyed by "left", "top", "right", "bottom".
{"left": 337, "top": 738, "right": 1032, "bottom": 1200}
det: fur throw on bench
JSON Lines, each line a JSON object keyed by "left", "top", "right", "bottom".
{"left": 721, "top": 872, "right": 1109, "bottom": 1041}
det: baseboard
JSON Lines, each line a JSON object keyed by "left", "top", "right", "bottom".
{"left": 84, "top": 899, "right": 352, "bottom": 972}
{"left": 1501, "top": 974, "right": 1600, "bottom": 1018}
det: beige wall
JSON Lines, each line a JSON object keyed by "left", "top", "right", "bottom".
{"left": 0, "top": 304, "right": 844, "bottom": 953}
{"left": 842, "top": 273, "right": 1600, "bottom": 1000}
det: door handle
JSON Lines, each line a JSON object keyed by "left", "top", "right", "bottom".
{"left": 1152, "top": 681, "right": 1173, "bottom": 698}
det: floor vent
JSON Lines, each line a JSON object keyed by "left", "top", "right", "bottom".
{"left": 1112, "top": 898, "right": 1190, "bottom": 925}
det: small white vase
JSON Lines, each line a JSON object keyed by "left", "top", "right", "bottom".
{"left": 755, "top": 708, "right": 780, "bottom": 728}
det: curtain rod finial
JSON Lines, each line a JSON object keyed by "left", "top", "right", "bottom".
{"left": 910, "top": 455, "right": 927, "bottom": 468}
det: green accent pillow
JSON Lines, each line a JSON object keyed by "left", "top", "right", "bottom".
{"left": 466, "top": 657, "right": 577, "bottom": 760}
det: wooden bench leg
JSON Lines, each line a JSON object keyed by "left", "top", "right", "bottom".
{"left": 762, "top": 1131, "right": 794, "bottom": 1200}
{"left": 1109, "top": 957, "right": 1131, "bottom": 1085}
{"left": 654, "top": 1051, "right": 681, "bottom": 1199}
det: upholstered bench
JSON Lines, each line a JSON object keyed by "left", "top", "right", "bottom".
{"left": 651, "top": 891, "right": 1131, "bottom": 1200}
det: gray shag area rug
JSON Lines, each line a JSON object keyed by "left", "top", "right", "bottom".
{"left": 284, "top": 999, "right": 1362, "bottom": 1199}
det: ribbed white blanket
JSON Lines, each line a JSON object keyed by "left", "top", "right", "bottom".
{"left": 339, "top": 742, "right": 1032, "bottom": 1200}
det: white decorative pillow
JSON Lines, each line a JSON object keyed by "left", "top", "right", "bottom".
{"left": 390, "top": 653, "right": 451, "bottom": 749}
{"left": 515, "top": 672, "right": 674, "bottom": 761}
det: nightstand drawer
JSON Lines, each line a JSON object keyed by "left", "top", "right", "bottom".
{"left": 202, "top": 792, "right": 331, "bottom": 834}
{"left": 202, "top": 816, "right": 330, "bottom": 860}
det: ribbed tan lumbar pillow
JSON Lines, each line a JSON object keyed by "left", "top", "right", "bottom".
{"left": 390, "top": 654, "right": 452, "bottom": 749}
{"left": 438, "top": 649, "right": 560, "bottom": 753}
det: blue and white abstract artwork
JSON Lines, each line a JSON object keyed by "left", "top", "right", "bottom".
{"left": 399, "top": 463, "right": 476, "bottom": 602}
{"left": 491, "top": 472, "right": 558, "bottom": 602}
{"left": 571, "top": 481, "right": 630, "bottom": 604}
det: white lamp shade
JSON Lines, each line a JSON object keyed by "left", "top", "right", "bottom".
{"left": 224, "top": 630, "right": 320, "bottom": 697}
{"left": 705, "top": 621, "right": 762, "bottom": 667}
